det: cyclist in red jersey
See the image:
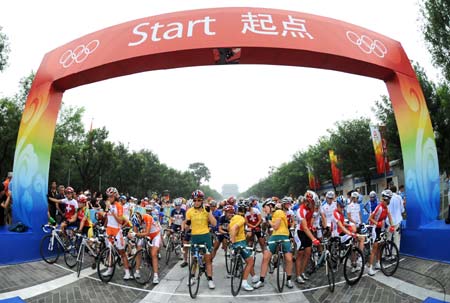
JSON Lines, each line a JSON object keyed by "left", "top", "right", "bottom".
{"left": 368, "top": 190, "right": 395, "bottom": 276}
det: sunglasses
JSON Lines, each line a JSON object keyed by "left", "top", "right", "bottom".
{"left": 193, "top": 199, "right": 203, "bottom": 202}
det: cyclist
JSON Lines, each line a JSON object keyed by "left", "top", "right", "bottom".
{"left": 101, "top": 187, "right": 131, "bottom": 280}
{"left": 130, "top": 205, "right": 161, "bottom": 284}
{"left": 332, "top": 195, "right": 364, "bottom": 273}
{"left": 245, "top": 199, "right": 265, "bottom": 252}
{"left": 229, "top": 200, "right": 256, "bottom": 291}
{"left": 295, "top": 191, "right": 320, "bottom": 284}
{"left": 170, "top": 198, "right": 186, "bottom": 234}
{"left": 210, "top": 200, "right": 223, "bottom": 260}
{"left": 48, "top": 186, "right": 78, "bottom": 236}
{"left": 76, "top": 194, "right": 93, "bottom": 236}
{"left": 185, "top": 190, "right": 217, "bottom": 289}
{"left": 320, "top": 191, "right": 336, "bottom": 232}
{"left": 347, "top": 191, "right": 362, "bottom": 226}
{"left": 367, "top": 190, "right": 395, "bottom": 276}
{"left": 254, "top": 198, "right": 294, "bottom": 289}
{"left": 120, "top": 195, "right": 131, "bottom": 222}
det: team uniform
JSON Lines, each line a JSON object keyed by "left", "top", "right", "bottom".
{"left": 170, "top": 208, "right": 186, "bottom": 232}
{"left": 62, "top": 198, "right": 79, "bottom": 227}
{"left": 371, "top": 203, "right": 389, "bottom": 241}
{"left": 331, "top": 209, "right": 352, "bottom": 243}
{"left": 106, "top": 202, "right": 125, "bottom": 249}
{"left": 186, "top": 207, "right": 212, "bottom": 252}
{"left": 268, "top": 210, "right": 291, "bottom": 254}
{"left": 77, "top": 206, "right": 92, "bottom": 235}
{"left": 346, "top": 202, "right": 362, "bottom": 225}
{"left": 245, "top": 208, "right": 263, "bottom": 238}
{"left": 139, "top": 213, "right": 161, "bottom": 247}
{"left": 296, "top": 204, "right": 313, "bottom": 250}
{"left": 229, "top": 214, "right": 252, "bottom": 259}
{"left": 320, "top": 201, "right": 337, "bottom": 227}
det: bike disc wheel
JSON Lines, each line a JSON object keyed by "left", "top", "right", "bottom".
{"left": 188, "top": 258, "right": 200, "bottom": 299}
{"left": 97, "top": 247, "right": 116, "bottom": 283}
{"left": 326, "top": 255, "right": 335, "bottom": 292}
{"left": 343, "top": 247, "right": 364, "bottom": 285}
{"left": 231, "top": 255, "right": 243, "bottom": 296}
{"left": 380, "top": 241, "right": 399, "bottom": 276}
{"left": 131, "top": 249, "right": 153, "bottom": 285}
{"left": 40, "top": 234, "right": 61, "bottom": 264}
{"left": 276, "top": 252, "right": 286, "bottom": 293}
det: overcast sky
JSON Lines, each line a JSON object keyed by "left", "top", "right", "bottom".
{"left": 0, "top": 0, "right": 441, "bottom": 194}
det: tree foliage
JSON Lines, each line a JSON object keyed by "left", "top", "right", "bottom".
{"left": 0, "top": 26, "right": 10, "bottom": 72}
{"left": 188, "top": 162, "right": 211, "bottom": 186}
{"left": 421, "top": 0, "right": 450, "bottom": 81}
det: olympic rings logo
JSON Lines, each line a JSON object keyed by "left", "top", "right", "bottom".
{"left": 59, "top": 40, "right": 100, "bottom": 68}
{"left": 346, "top": 31, "right": 387, "bottom": 58}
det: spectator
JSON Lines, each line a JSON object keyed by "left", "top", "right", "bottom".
{"left": 0, "top": 183, "right": 10, "bottom": 226}
{"left": 47, "top": 181, "right": 59, "bottom": 221}
{"left": 55, "top": 185, "right": 66, "bottom": 223}
{"left": 388, "top": 185, "right": 405, "bottom": 250}
{"left": 398, "top": 185, "right": 406, "bottom": 207}
{"left": 3, "top": 172, "right": 13, "bottom": 224}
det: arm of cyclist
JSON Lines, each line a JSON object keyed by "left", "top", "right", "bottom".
{"left": 337, "top": 220, "right": 356, "bottom": 237}
{"left": 270, "top": 217, "right": 281, "bottom": 230}
{"left": 321, "top": 212, "right": 327, "bottom": 229}
{"left": 207, "top": 211, "right": 217, "bottom": 227}
{"left": 301, "top": 218, "right": 318, "bottom": 242}
{"left": 229, "top": 224, "right": 238, "bottom": 244}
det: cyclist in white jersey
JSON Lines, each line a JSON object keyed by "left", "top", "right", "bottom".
{"left": 120, "top": 195, "right": 131, "bottom": 221}
{"left": 320, "top": 191, "right": 336, "bottom": 232}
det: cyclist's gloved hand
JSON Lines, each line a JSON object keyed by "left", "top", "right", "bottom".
{"left": 351, "top": 232, "right": 357, "bottom": 238}
{"left": 186, "top": 220, "right": 191, "bottom": 226}
{"left": 312, "top": 239, "right": 320, "bottom": 246}
{"left": 389, "top": 226, "right": 395, "bottom": 233}
{"left": 205, "top": 206, "right": 210, "bottom": 213}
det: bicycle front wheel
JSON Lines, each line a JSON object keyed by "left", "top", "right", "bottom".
{"left": 231, "top": 255, "right": 243, "bottom": 296}
{"left": 326, "top": 255, "right": 335, "bottom": 292}
{"left": 225, "top": 246, "right": 232, "bottom": 274}
{"left": 165, "top": 240, "right": 172, "bottom": 265}
{"left": 131, "top": 249, "right": 153, "bottom": 285}
{"left": 97, "top": 247, "right": 117, "bottom": 283}
{"left": 64, "top": 242, "right": 78, "bottom": 268}
{"left": 40, "top": 234, "right": 61, "bottom": 264}
{"left": 343, "top": 246, "right": 364, "bottom": 285}
{"left": 380, "top": 241, "right": 399, "bottom": 276}
{"left": 188, "top": 257, "right": 200, "bottom": 299}
{"left": 276, "top": 252, "right": 286, "bottom": 293}
{"left": 76, "top": 247, "right": 84, "bottom": 278}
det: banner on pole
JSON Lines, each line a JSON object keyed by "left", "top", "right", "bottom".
{"left": 370, "top": 125, "right": 390, "bottom": 174}
{"left": 328, "top": 150, "right": 342, "bottom": 186}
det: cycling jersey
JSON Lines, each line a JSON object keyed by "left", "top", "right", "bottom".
{"left": 312, "top": 210, "right": 321, "bottom": 227}
{"left": 107, "top": 202, "right": 123, "bottom": 229}
{"left": 123, "top": 202, "right": 131, "bottom": 220}
{"left": 219, "top": 215, "right": 230, "bottom": 232}
{"left": 320, "top": 201, "right": 336, "bottom": 227}
{"left": 229, "top": 214, "right": 246, "bottom": 243}
{"left": 211, "top": 209, "right": 222, "bottom": 232}
{"left": 142, "top": 213, "right": 160, "bottom": 238}
{"left": 297, "top": 204, "right": 313, "bottom": 231}
{"left": 77, "top": 206, "right": 92, "bottom": 228}
{"left": 284, "top": 209, "right": 295, "bottom": 227}
{"left": 245, "top": 208, "right": 261, "bottom": 228}
{"left": 272, "top": 210, "right": 289, "bottom": 236}
{"left": 186, "top": 207, "right": 209, "bottom": 235}
{"left": 170, "top": 208, "right": 186, "bottom": 226}
{"left": 347, "top": 202, "right": 361, "bottom": 224}
{"left": 62, "top": 198, "right": 78, "bottom": 220}
{"left": 372, "top": 203, "right": 388, "bottom": 228}
{"left": 332, "top": 209, "right": 346, "bottom": 235}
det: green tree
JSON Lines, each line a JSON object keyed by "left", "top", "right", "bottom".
{"left": 305, "top": 137, "right": 333, "bottom": 188}
{"left": 420, "top": 0, "right": 450, "bottom": 81}
{"left": 329, "top": 118, "right": 376, "bottom": 187}
{"left": 0, "top": 26, "right": 10, "bottom": 72}
{"left": 188, "top": 162, "right": 211, "bottom": 186}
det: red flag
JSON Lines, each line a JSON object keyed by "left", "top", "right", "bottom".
{"left": 329, "top": 150, "right": 342, "bottom": 186}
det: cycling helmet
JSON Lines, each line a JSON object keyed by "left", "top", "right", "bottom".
{"left": 262, "top": 198, "right": 276, "bottom": 208}
{"left": 145, "top": 205, "right": 153, "bottom": 212}
{"left": 336, "top": 195, "right": 346, "bottom": 208}
{"left": 314, "top": 198, "right": 321, "bottom": 208}
{"left": 237, "top": 199, "right": 248, "bottom": 209}
{"left": 304, "top": 190, "right": 315, "bottom": 204}
{"left": 281, "top": 196, "right": 293, "bottom": 204}
{"left": 131, "top": 212, "right": 141, "bottom": 226}
{"left": 65, "top": 186, "right": 74, "bottom": 194}
{"left": 381, "top": 189, "right": 393, "bottom": 200}
{"left": 210, "top": 200, "right": 218, "bottom": 207}
{"left": 106, "top": 187, "right": 119, "bottom": 197}
{"left": 191, "top": 189, "right": 205, "bottom": 200}
{"left": 223, "top": 205, "right": 235, "bottom": 213}
{"left": 174, "top": 198, "right": 182, "bottom": 206}
{"left": 187, "top": 199, "right": 194, "bottom": 208}
{"left": 119, "top": 195, "right": 127, "bottom": 201}
{"left": 326, "top": 191, "right": 335, "bottom": 199}
{"left": 78, "top": 194, "right": 87, "bottom": 203}
{"left": 351, "top": 191, "right": 359, "bottom": 199}
{"left": 369, "top": 191, "right": 377, "bottom": 198}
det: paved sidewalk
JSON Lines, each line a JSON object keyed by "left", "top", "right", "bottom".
{"left": 0, "top": 251, "right": 448, "bottom": 303}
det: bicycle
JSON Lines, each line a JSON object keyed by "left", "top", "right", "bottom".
{"left": 130, "top": 236, "right": 154, "bottom": 285}
{"left": 185, "top": 243, "right": 208, "bottom": 299}
{"left": 230, "top": 245, "right": 254, "bottom": 296}
{"left": 96, "top": 235, "right": 131, "bottom": 282}
{"left": 375, "top": 229, "right": 400, "bottom": 276}
{"left": 74, "top": 232, "right": 105, "bottom": 277}
{"left": 306, "top": 237, "right": 335, "bottom": 292}
{"left": 329, "top": 235, "right": 365, "bottom": 285}
{"left": 267, "top": 238, "right": 291, "bottom": 293}
{"left": 40, "top": 224, "right": 78, "bottom": 268}
{"left": 165, "top": 229, "right": 183, "bottom": 265}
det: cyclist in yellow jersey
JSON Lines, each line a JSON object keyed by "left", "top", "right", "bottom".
{"left": 185, "top": 190, "right": 217, "bottom": 289}
{"left": 254, "top": 198, "right": 294, "bottom": 289}
{"left": 229, "top": 200, "right": 256, "bottom": 291}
